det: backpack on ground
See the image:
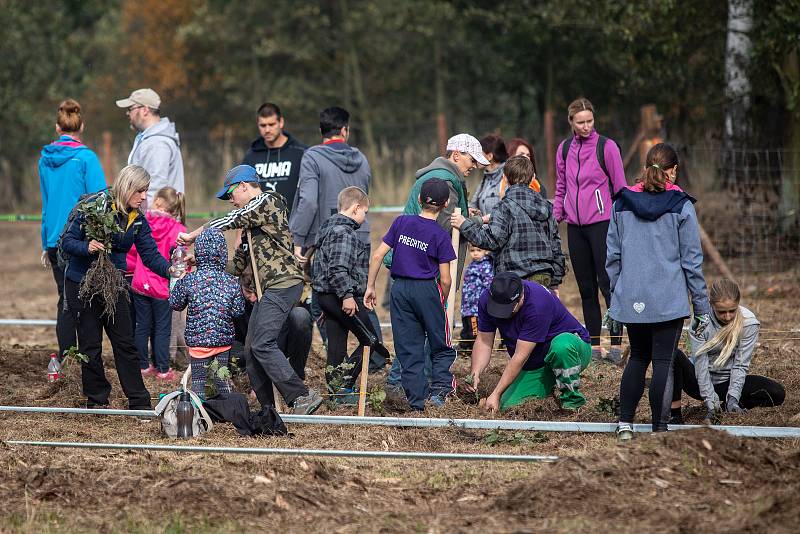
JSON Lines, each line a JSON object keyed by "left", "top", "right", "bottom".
{"left": 55, "top": 189, "right": 111, "bottom": 270}
{"left": 154, "top": 368, "right": 214, "bottom": 438}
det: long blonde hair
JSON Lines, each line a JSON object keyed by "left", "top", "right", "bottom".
{"left": 695, "top": 279, "right": 744, "bottom": 367}
{"left": 113, "top": 165, "right": 150, "bottom": 214}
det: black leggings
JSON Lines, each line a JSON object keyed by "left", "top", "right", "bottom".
{"left": 619, "top": 319, "right": 683, "bottom": 431}
{"left": 317, "top": 292, "right": 379, "bottom": 390}
{"left": 672, "top": 349, "right": 785, "bottom": 408}
{"left": 567, "top": 222, "right": 620, "bottom": 347}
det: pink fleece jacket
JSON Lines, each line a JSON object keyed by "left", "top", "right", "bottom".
{"left": 131, "top": 210, "right": 186, "bottom": 299}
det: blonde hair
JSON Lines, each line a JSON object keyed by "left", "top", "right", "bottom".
{"left": 338, "top": 186, "right": 369, "bottom": 211}
{"left": 567, "top": 97, "right": 595, "bottom": 122}
{"left": 153, "top": 186, "right": 186, "bottom": 224}
{"left": 57, "top": 98, "right": 83, "bottom": 133}
{"left": 696, "top": 279, "right": 744, "bottom": 367}
{"left": 113, "top": 165, "right": 150, "bottom": 214}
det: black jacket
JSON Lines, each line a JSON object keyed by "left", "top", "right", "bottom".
{"left": 242, "top": 132, "right": 307, "bottom": 212}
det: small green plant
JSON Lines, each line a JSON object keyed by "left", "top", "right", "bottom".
{"left": 324, "top": 361, "right": 355, "bottom": 409}
{"left": 368, "top": 387, "right": 387, "bottom": 415}
{"left": 463, "top": 373, "right": 480, "bottom": 403}
{"left": 483, "top": 429, "right": 548, "bottom": 447}
{"left": 60, "top": 346, "right": 89, "bottom": 373}
{"left": 204, "top": 358, "right": 232, "bottom": 397}
{"left": 596, "top": 395, "right": 621, "bottom": 417}
{"left": 76, "top": 191, "right": 128, "bottom": 318}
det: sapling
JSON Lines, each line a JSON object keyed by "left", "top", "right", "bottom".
{"left": 464, "top": 373, "right": 480, "bottom": 404}
{"left": 76, "top": 191, "right": 127, "bottom": 318}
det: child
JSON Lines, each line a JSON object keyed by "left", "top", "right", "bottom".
{"left": 169, "top": 228, "right": 245, "bottom": 400}
{"left": 671, "top": 279, "right": 785, "bottom": 424}
{"left": 311, "top": 187, "right": 388, "bottom": 399}
{"left": 364, "top": 178, "right": 457, "bottom": 410}
{"left": 451, "top": 155, "right": 565, "bottom": 292}
{"left": 459, "top": 245, "right": 493, "bottom": 352}
{"left": 131, "top": 186, "right": 186, "bottom": 380}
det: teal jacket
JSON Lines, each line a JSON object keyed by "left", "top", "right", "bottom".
{"left": 384, "top": 157, "right": 469, "bottom": 284}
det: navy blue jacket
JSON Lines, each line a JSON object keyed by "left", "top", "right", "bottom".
{"left": 61, "top": 209, "right": 170, "bottom": 284}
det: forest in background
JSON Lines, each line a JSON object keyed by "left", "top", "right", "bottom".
{"left": 0, "top": 0, "right": 798, "bottom": 228}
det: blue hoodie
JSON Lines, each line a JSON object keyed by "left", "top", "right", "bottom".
{"left": 38, "top": 135, "right": 107, "bottom": 250}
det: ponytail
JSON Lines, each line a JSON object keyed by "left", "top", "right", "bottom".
{"left": 637, "top": 143, "right": 678, "bottom": 192}
{"left": 153, "top": 186, "right": 186, "bottom": 224}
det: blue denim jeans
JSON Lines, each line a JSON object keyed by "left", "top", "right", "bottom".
{"left": 132, "top": 293, "right": 172, "bottom": 373}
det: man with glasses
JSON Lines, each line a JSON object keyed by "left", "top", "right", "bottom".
{"left": 116, "top": 88, "right": 185, "bottom": 206}
{"left": 382, "top": 133, "right": 488, "bottom": 399}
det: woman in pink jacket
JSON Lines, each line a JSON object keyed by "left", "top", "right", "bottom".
{"left": 131, "top": 186, "right": 186, "bottom": 380}
{"left": 555, "top": 98, "right": 627, "bottom": 363}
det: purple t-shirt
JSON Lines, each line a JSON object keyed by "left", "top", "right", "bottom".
{"left": 477, "top": 281, "right": 590, "bottom": 370}
{"left": 383, "top": 215, "right": 456, "bottom": 279}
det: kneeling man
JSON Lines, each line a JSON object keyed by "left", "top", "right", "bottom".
{"left": 468, "top": 272, "right": 592, "bottom": 411}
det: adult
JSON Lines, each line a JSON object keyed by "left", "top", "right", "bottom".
{"left": 38, "top": 98, "right": 107, "bottom": 357}
{"left": 179, "top": 165, "right": 322, "bottom": 414}
{"left": 116, "top": 88, "right": 185, "bottom": 205}
{"left": 383, "top": 133, "right": 488, "bottom": 392}
{"left": 554, "top": 97, "right": 628, "bottom": 363}
{"left": 469, "top": 134, "right": 507, "bottom": 216}
{"left": 61, "top": 165, "right": 171, "bottom": 409}
{"left": 467, "top": 272, "right": 592, "bottom": 412}
{"left": 242, "top": 102, "right": 308, "bottom": 209}
{"left": 608, "top": 143, "right": 711, "bottom": 439}
{"left": 671, "top": 279, "right": 784, "bottom": 424}
{"left": 504, "top": 137, "right": 546, "bottom": 199}
{"left": 289, "top": 106, "right": 385, "bottom": 371}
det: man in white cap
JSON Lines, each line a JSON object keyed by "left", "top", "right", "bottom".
{"left": 382, "top": 133, "right": 488, "bottom": 395}
{"left": 116, "top": 88, "right": 185, "bottom": 204}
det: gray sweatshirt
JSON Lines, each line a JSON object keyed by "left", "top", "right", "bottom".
{"left": 689, "top": 306, "right": 760, "bottom": 408}
{"left": 469, "top": 163, "right": 505, "bottom": 215}
{"left": 289, "top": 141, "right": 371, "bottom": 248}
{"left": 128, "top": 117, "right": 185, "bottom": 204}
{"left": 606, "top": 187, "right": 710, "bottom": 324}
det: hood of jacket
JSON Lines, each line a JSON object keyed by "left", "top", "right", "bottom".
{"left": 614, "top": 187, "right": 695, "bottom": 221}
{"left": 146, "top": 209, "right": 182, "bottom": 242}
{"left": 309, "top": 141, "right": 364, "bottom": 173}
{"left": 141, "top": 117, "right": 181, "bottom": 146}
{"left": 482, "top": 163, "right": 505, "bottom": 185}
{"left": 504, "top": 183, "right": 550, "bottom": 221}
{"left": 414, "top": 156, "right": 462, "bottom": 180}
{"left": 194, "top": 228, "right": 227, "bottom": 270}
{"left": 314, "top": 213, "right": 360, "bottom": 248}
{"left": 247, "top": 132, "right": 306, "bottom": 153}
{"left": 40, "top": 135, "right": 92, "bottom": 168}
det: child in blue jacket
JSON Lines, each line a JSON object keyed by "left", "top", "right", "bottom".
{"left": 170, "top": 228, "right": 245, "bottom": 399}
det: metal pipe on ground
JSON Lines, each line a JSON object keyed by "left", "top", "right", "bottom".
{"left": 3, "top": 440, "right": 559, "bottom": 463}
{"left": 2, "top": 406, "right": 800, "bottom": 438}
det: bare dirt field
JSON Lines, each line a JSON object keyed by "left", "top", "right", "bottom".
{"left": 1, "top": 216, "right": 799, "bottom": 533}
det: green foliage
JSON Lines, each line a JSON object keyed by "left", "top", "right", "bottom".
{"left": 596, "top": 395, "right": 621, "bottom": 417}
{"left": 203, "top": 358, "right": 231, "bottom": 397}
{"left": 483, "top": 429, "right": 549, "bottom": 447}
{"left": 61, "top": 345, "right": 89, "bottom": 366}
{"left": 368, "top": 386, "right": 387, "bottom": 415}
{"left": 324, "top": 361, "right": 356, "bottom": 409}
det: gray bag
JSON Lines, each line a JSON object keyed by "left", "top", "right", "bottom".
{"left": 154, "top": 368, "right": 214, "bottom": 438}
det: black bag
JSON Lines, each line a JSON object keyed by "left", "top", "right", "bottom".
{"left": 203, "top": 392, "right": 287, "bottom": 436}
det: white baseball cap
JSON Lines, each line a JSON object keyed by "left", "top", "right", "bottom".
{"left": 446, "top": 133, "right": 489, "bottom": 166}
{"left": 116, "top": 88, "right": 161, "bottom": 110}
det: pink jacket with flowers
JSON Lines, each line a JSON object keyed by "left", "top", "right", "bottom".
{"left": 131, "top": 210, "right": 186, "bottom": 300}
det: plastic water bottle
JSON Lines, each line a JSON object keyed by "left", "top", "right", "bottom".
{"left": 176, "top": 392, "right": 194, "bottom": 438}
{"left": 169, "top": 245, "right": 188, "bottom": 291}
{"left": 47, "top": 353, "right": 62, "bottom": 382}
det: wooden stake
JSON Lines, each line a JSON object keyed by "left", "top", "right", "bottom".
{"left": 357, "top": 345, "right": 370, "bottom": 416}
{"left": 446, "top": 208, "right": 461, "bottom": 332}
{"left": 246, "top": 229, "right": 287, "bottom": 413}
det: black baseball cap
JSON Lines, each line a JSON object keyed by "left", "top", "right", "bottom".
{"left": 487, "top": 272, "right": 523, "bottom": 319}
{"left": 420, "top": 178, "right": 450, "bottom": 206}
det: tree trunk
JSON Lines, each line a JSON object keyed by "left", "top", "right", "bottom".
{"left": 778, "top": 49, "right": 800, "bottom": 234}
{"left": 723, "top": 0, "right": 753, "bottom": 184}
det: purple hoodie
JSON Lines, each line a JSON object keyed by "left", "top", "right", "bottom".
{"left": 554, "top": 130, "right": 627, "bottom": 226}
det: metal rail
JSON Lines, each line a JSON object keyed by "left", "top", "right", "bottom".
{"left": 3, "top": 406, "right": 800, "bottom": 438}
{"left": 3, "top": 440, "right": 559, "bottom": 462}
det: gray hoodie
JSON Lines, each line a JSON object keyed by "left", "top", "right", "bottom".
{"left": 469, "top": 163, "right": 505, "bottom": 215}
{"left": 128, "top": 117, "right": 185, "bottom": 203}
{"left": 689, "top": 306, "right": 760, "bottom": 408}
{"left": 606, "top": 187, "right": 710, "bottom": 324}
{"left": 289, "top": 141, "right": 371, "bottom": 247}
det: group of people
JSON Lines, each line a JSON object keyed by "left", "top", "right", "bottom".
{"left": 38, "top": 90, "right": 785, "bottom": 434}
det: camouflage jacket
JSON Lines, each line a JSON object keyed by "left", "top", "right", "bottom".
{"left": 207, "top": 192, "right": 304, "bottom": 290}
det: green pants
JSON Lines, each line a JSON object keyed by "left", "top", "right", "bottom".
{"left": 500, "top": 332, "right": 592, "bottom": 410}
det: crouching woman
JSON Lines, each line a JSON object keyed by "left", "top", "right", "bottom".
{"left": 61, "top": 165, "right": 172, "bottom": 410}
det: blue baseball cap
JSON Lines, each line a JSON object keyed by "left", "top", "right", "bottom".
{"left": 216, "top": 165, "right": 259, "bottom": 200}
